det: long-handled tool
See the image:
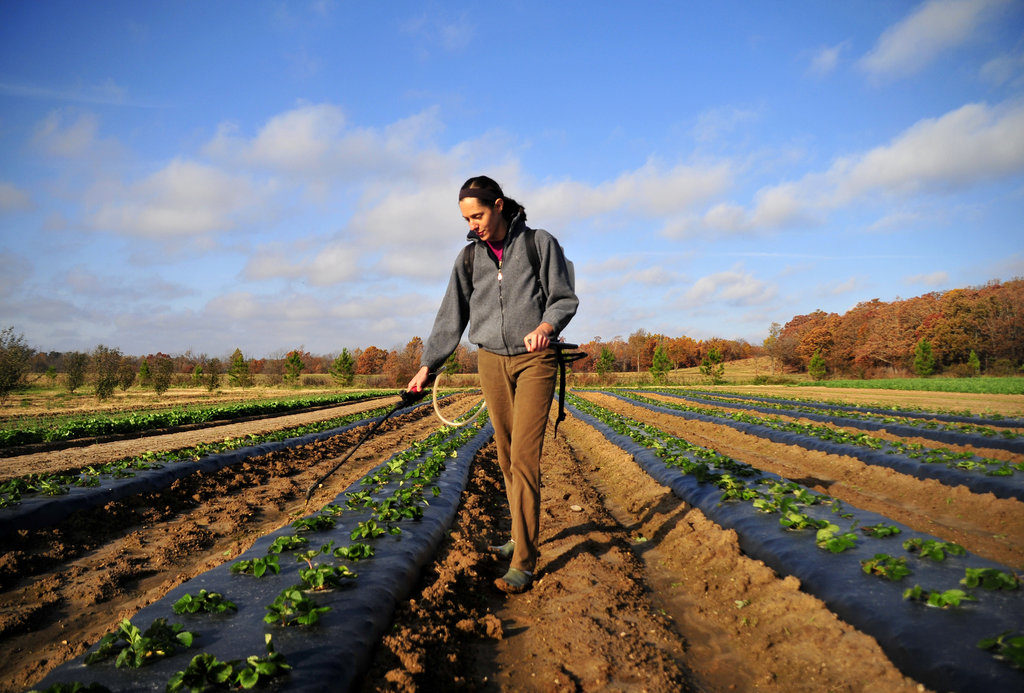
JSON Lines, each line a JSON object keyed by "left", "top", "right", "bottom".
{"left": 302, "top": 385, "right": 431, "bottom": 507}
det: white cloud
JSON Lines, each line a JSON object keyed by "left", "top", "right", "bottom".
{"left": 808, "top": 42, "right": 848, "bottom": 77}
{"left": 980, "top": 50, "right": 1024, "bottom": 86}
{"left": 692, "top": 106, "right": 760, "bottom": 142}
{"left": 701, "top": 99, "right": 1024, "bottom": 234}
{"left": 684, "top": 265, "right": 777, "bottom": 307}
{"left": 833, "top": 100, "right": 1024, "bottom": 199}
{"left": 91, "top": 158, "right": 264, "bottom": 237}
{"left": 905, "top": 271, "right": 950, "bottom": 286}
{"left": 0, "top": 182, "right": 32, "bottom": 212}
{"left": 859, "top": 0, "right": 1008, "bottom": 80}
{"left": 32, "top": 110, "right": 100, "bottom": 157}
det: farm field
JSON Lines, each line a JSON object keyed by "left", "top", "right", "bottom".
{"left": 1, "top": 386, "right": 1022, "bottom": 691}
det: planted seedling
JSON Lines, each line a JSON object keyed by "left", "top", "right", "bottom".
{"left": 815, "top": 524, "right": 857, "bottom": 553}
{"left": 291, "top": 514, "right": 337, "bottom": 532}
{"left": 351, "top": 519, "right": 387, "bottom": 540}
{"left": 334, "top": 542, "right": 375, "bottom": 561}
{"left": 903, "top": 584, "right": 976, "bottom": 608}
{"left": 903, "top": 538, "right": 966, "bottom": 561}
{"left": 230, "top": 554, "right": 280, "bottom": 578}
{"left": 264, "top": 587, "right": 331, "bottom": 627}
{"left": 978, "top": 630, "right": 1024, "bottom": 669}
{"left": 235, "top": 634, "right": 292, "bottom": 688}
{"left": 861, "top": 553, "right": 911, "bottom": 581}
{"left": 84, "top": 618, "right": 194, "bottom": 668}
{"left": 961, "top": 567, "right": 1020, "bottom": 591}
{"left": 295, "top": 541, "right": 336, "bottom": 570}
{"left": 298, "top": 564, "right": 357, "bottom": 591}
{"left": 167, "top": 653, "right": 235, "bottom": 692}
{"left": 780, "top": 510, "right": 827, "bottom": 531}
{"left": 172, "top": 589, "right": 237, "bottom": 615}
{"left": 267, "top": 534, "right": 309, "bottom": 554}
{"left": 860, "top": 524, "right": 902, "bottom": 538}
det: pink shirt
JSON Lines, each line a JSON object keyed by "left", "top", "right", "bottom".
{"left": 486, "top": 239, "right": 504, "bottom": 263}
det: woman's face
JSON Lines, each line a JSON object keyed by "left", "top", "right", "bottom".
{"left": 459, "top": 197, "right": 506, "bottom": 243}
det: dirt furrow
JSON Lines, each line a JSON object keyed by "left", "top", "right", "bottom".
{"left": 0, "top": 395, "right": 401, "bottom": 480}
{"left": 2, "top": 396, "right": 476, "bottom": 692}
{"left": 581, "top": 392, "right": 1024, "bottom": 570}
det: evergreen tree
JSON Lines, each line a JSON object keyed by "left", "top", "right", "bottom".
{"left": 329, "top": 349, "right": 356, "bottom": 386}
{"left": 284, "top": 351, "right": 305, "bottom": 384}
{"left": 228, "top": 348, "right": 252, "bottom": 387}
{"left": 649, "top": 343, "right": 672, "bottom": 383}
{"left": 699, "top": 347, "right": 725, "bottom": 384}
{"left": 205, "top": 358, "right": 222, "bottom": 392}
{"left": 967, "top": 350, "right": 981, "bottom": 377}
{"left": 913, "top": 339, "right": 935, "bottom": 377}
{"left": 138, "top": 359, "right": 152, "bottom": 387}
{"left": 808, "top": 349, "right": 827, "bottom": 381}
{"left": 596, "top": 347, "right": 615, "bottom": 378}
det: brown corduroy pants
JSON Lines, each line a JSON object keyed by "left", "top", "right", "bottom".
{"left": 477, "top": 348, "right": 558, "bottom": 573}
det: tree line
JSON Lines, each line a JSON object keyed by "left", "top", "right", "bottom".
{"left": 2, "top": 278, "right": 1021, "bottom": 402}
{"left": 764, "top": 278, "right": 1024, "bottom": 378}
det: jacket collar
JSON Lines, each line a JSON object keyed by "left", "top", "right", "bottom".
{"left": 465, "top": 210, "right": 524, "bottom": 244}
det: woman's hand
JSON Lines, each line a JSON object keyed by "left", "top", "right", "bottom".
{"left": 524, "top": 323, "right": 554, "bottom": 352}
{"left": 407, "top": 366, "right": 430, "bottom": 392}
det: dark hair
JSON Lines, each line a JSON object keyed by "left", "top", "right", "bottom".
{"left": 460, "top": 175, "right": 526, "bottom": 224}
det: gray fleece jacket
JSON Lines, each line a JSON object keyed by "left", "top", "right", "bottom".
{"left": 420, "top": 214, "right": 579, "bottom": 372}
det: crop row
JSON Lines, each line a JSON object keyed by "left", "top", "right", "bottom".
{"left": 657, "top": 389, "right": 1024, "bottom": 441}
{"left": 605, "top": 390, "right": 1024, "bottom": 502}
{"left": 0, "top": 390, "right": 393, "bottom": 449}
{"left": 683, "top": 388, "right": 1024, "bottom": 426}
{"left": 568, "top": 393, "right": 1023, "bottom": 693}
{"left": 34, "top": 407, "right": 493, "bottom": 692}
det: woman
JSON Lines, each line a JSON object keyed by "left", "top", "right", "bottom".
{"left": 407, "top": 175, "right": 578, "bottom": 593}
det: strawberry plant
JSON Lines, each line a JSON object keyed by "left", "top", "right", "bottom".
{"left": 294, "top": 542, "right": 336, "bottom": 570}
{"left": 903, "top": 584, "right": 976, "bottom": 608}
{"left": 84, "top": 618, "right": 194, "bottom": 668}
{"left": 350, "top": 519, "right": 389, "bottom": 540}
{"left": 166, "top": 653, "right": 235, "bottom": 692}
{"left": 172, "top": 589, "right": 237, "bottom": 615}
{"left": 291, "top": 514, "right": 337, "bottom": 532}
{"left": 978, "top": 630, "right": 1024, "bottom": 669}
{"left": 166, "top": 633, "right": 292, "bottom": 691}
{"left": 230, "top": 554, "right": 280, "bottom": 578}
{"left": 234, "top": 634, "right": 292, "bottom": 688}
{"left": 264, "top": 587, "right": 330, "bottom": 626}
{"left": 267, "top": 534, "right": 309, "bottom": 554}
{"left": 961, "top": 567, "right": 1020, "bottom": 590}
{"left": 861, "top": 553, "right": 911, "bottom": 581}
{"left": 903, "top": 538, "right": 966, "bottom": 561}
{"left": 815, "top": 523, "right": 858, "bottom": 553}
{"left": 299, "top": 564, "right": 357, "bottom": 591}
{"left": 334, "top": 542, "right": 374, "bottom": 561}
{"left": 861, "top": 523, "right": 902, "bottom": 538}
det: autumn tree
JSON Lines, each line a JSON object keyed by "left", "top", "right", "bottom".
{"left": 117, "top": 357, "right": 137, "bottom": 391}
{"left": 205, "top": 358, "right": 222, "bottom": 392}
{"left": 0, "top": 326, "right": 33, "bottom": 403}
{"left": 65, "top": 352, "right": 88, "bottom": 393}
{"left": 92, "top": 345, "right": 122, "bottom": 401}
{"left": 356, "top": 346, "right": 388, "bottom": 375}
{"left": 152, "top": 353, "right": 174, "bottom": 396}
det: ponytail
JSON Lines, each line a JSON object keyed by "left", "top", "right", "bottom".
{"left": 459, "top": 175, "right": 526, "bottom": 225}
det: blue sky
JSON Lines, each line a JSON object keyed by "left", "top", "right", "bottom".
{"left": 1, "top": 0, "right": 1022, "bottom": 359}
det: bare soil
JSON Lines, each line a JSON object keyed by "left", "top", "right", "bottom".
{"left": 4, "top": 386, "right": 1018, "bottom": 692}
